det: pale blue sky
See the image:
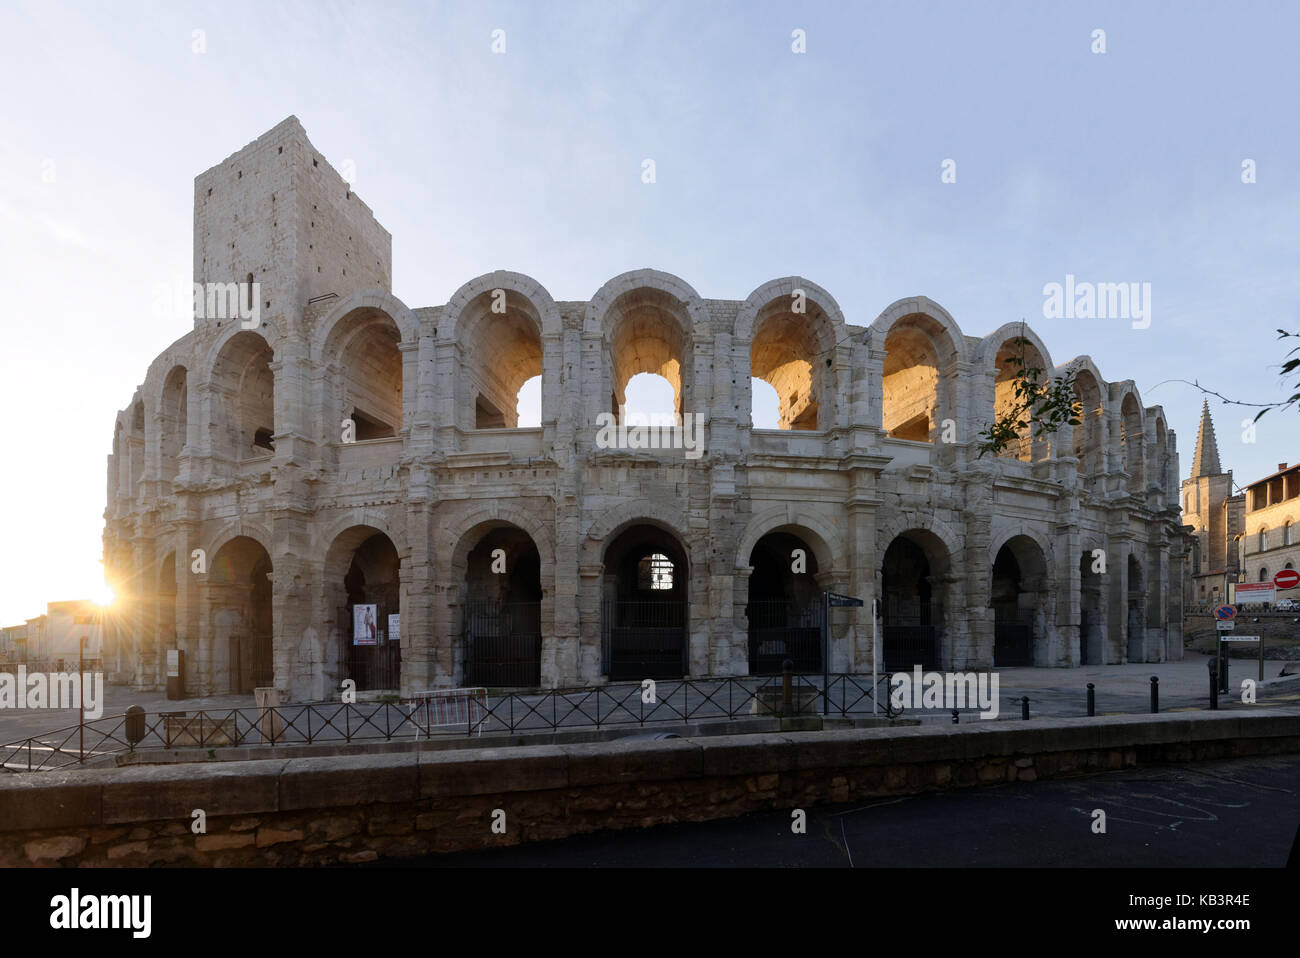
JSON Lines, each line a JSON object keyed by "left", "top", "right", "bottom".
{"left": 1, "top": 0, "right": 1298, "bottom": 625}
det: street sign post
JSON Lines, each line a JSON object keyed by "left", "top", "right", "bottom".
{"left": 822, "top": 592, "right": 864, "bottom": 717}
{"left": 1216, "top": 620, "right": 1235, "bottom": 631}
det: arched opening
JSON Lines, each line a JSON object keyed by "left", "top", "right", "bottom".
{"left": 750, "top": 303, "right": 828, "bottom": 430}
{"left": 456, "top": 289, "right": 544, "bottom": 429}
{"left": 1153, "top": 418, "right": 1169, "bottom": 492}
{"left": 606, "top": 289, "right": 691, "bottom": 419}
{"left": 621, "top": 371, "right": 678, "bottom": 421}
{"left": 1259, "top": 567, "right": 1269, "bottom": 582}
{"left": 882, "top": 316, "right": 953, "bottom": 442}
{"left": 1127, "top": 554, "right": 1145, "bottom": 661}
{"left": 1079, "top": 550, "right": 1103, "bottom": 665}
{"left": 746, "top": 531, "right": 823, "bottom": 674}
{"left": 992, "top": 536, "right": 1047, "bottom": 666}
{"left": 1071, "top": 369, "right": 1104, "bottom": 476}
{"left": 329, "top": 310, "right": 402, "bottom": 441}
{"left": 1121, "top": 393, "right": 1144, "bottom": 492}
{"left": 211, "top": 331, "right": 275, "bottom": 460}
{"left": 461, "top": 525, "right": 543, "bottom": 687}
{"left": 128, "top": 400, "right": 145, "bottom": 487}
{"left": 881, "top": 532, "right": 948, "bottom": 670}
{"left": 993, "top": 339, "right": 1048, "bottom": 462}
{"left": 515, "top": 375, "right": 542, "bottom": 428}
{"left": 325, "top": 529, "right": 401, "bottom": 691}
{"left": 209, "top": 536, "right": 273, "bottom": 694}
{"left": 602, "top": 523, "right": 688, "bottom": 680}
{"left": 160, "top": 366, "right": 188, "bottom": 479}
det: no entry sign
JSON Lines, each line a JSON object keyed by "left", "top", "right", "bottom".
{"left": 1274, "top": 569, "right": 1300, "bottom": 590}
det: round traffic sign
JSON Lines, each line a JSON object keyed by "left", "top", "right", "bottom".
{"left": 1213, "top": 604, "right": 1237, "bottom": 620}
{"left": 1274, "top": 569, "right": 1300, "bottom": 590}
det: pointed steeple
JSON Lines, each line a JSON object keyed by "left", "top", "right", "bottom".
{"left": 1190, "top": 400, "right": 1223, "bottom": 477}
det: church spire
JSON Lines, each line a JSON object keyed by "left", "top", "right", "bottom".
{"left": 1190, "top": 400, "right": 1223, "bottom": 477}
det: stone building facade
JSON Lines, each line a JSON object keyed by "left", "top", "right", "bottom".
{"left": 102, "top": 117, "right": 1187, "bottom": 701}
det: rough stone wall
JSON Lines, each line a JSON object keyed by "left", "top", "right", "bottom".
{"left": 103, "top": 120, "right": 1189, "bottom": 699}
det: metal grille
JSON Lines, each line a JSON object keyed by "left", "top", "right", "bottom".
{"left": 340, "top": 604, "right": 401, "bottom": 691}
{"left": 602, "top": 599, "right": 687, "bottom": 680}
{"left": 464, "top": 600, "right": 542, "bottom": 688}
{"left": 881, "top": 598, "right": 943, "bottom": 671}
{"left": 746, "top": 598, "right": 823, "bottom": 674}
{"left": 994, "top": 608, "right": 1035, "bottom": 667}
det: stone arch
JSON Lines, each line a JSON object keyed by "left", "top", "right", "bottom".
{"left": 879, "top": 527, "right": 955, "bottom": 670}
{"left": 876, "top": 511, "right": 964, "bottom": 571}
{"left": 585, "top": 271, "right": 708, "bottom": 420}
{"left": 439, "top": 271, "right": 561, "bottom": 342}
{"left": 584, "top": 500, "right": 695, "bottom": 569}
{"left": 989, "top": 530, "right": 1052, "bottom": 667}
{"left": 981, "top": 324, "right": 1056, "bottom": 462}
{"left": 736, "top": 277, "right": 845, "bottom": 431}
{"left": 869, "top": 296, "right": 968, "bottom": 364}
{"left": 316, "top": 508, "right": 409, "bottom": 565}
{"left": 439, "top": 272, "right": 555, "bottom": 430}
{"left": 203, "top": 519, "right": 275, "bottom": 565}
{"left": 443, "top": 503, "right": 556, "bottom": 577}
{"left": 735, "top": 504, "right": 843, "bottom": 574}
{"left": 319, "top": 305, "right": 405, "bottom": 441}
{"left": 158, "top": 364, "right": 189, "bottom": 471}
{"left": 322, "top": 524, "right": 403, "bottom": 691}
{"left": 207, "top": 328, "right": 276, "bottom": 460}
{"left": 1118, "top": 387, "right": 1146, "bottom": 491}
{"left": 311, "top": 288, "right": 420, "bottom": 354}
{"left": 1061, "top": 356, "right": 1108, "bottom": 475}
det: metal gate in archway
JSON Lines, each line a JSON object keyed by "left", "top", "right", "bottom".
{"left": 464, "top": 599, "right": 542, "bottom": 688}
{"left": 602, "top": 598, "right": 687, "bottom": 680}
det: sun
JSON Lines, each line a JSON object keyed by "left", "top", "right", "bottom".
{"left": 90, "top": 583, "right": 116, "bottom": 609}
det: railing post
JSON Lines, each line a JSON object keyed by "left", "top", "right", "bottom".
{"left": 1021, "top": 696, "right": 1030, "bottom": 720}
{"left": 951, "top": 709, "right": 959, "bottom": 725}
{"left": 1086, "top": 682, "right": 1095, "bottom": 717}
{"left": 1209, "top": 662, "right": 1219, "bottom": 710}
{"left": 782, "top": 659, "right": 793, "bottom": 715}
{"left": 1149, "top": 675, "right": 1159, "bottom": 714}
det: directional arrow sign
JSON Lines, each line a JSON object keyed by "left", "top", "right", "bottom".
{"left": 1222, "top": 635, "right": 1260, "bottom": 642}
{"left": 826, "top": 593, "right": 864, "bottom": 607}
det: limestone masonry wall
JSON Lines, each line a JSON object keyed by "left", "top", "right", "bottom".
{"left": 103, "top": 117, "right": 1190, "bottom": 700}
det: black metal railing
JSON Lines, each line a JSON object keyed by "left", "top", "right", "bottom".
{"left": 464, "top": 599, "right": 542, "bottom": 688}
{"left": 601, "top": 598, "right": 688, "bottom": 680}
{"left": 746, "top": 598, "right": 823, "bottom": 674}
{"left": 0, "top": 672, "right": 902, "bottom": 772}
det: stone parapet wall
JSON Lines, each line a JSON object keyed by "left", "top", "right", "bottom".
{"left": 3, "top": 712, "right": 1298, "bottom": 867}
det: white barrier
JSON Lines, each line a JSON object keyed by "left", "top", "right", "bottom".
{"left": 404, "top": 687, "right": 490, "bottom": 738}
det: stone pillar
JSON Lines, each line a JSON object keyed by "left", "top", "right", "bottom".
{"left": 578, "top": 562, "right": 604, "bottom": 684}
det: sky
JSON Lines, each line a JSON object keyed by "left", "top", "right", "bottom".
{"left": 1, "top": 0, "right": 1298, "bottom": 626}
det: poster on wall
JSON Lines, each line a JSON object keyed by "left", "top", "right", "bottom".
{"left": 352, "top": 604, "right": 378, "bottom": 645}
{"left": 388, "top": 614, "right": 400, "bottom": 645}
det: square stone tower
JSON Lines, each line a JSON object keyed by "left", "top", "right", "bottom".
{"left": 191, "top": 115, "right": 392, "bottom": 335}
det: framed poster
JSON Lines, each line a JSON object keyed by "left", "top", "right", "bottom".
{"left": 388, "top": 614, "right": 400, "bottom": 645}
{"left": 352, "top": 604, "right": 378, "bottom": 646}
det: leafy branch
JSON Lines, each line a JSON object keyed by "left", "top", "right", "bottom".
{"left": 976, "top": 334, "right": 1082, "bottom": 458}
{"left": 1148, "top": 329, "right": 1300, "bottom": 422}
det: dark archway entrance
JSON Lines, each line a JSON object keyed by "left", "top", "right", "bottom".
{"left": 602, "top": 524, "right": 688, "bottom": 680}
{"left": 746, "top": 531, "right": 823, "bottom": 674}
{"left": 881, "top": 534, "right": 946, "bottom": 671}
{"left": 992, "top": 537, "right": 1046, "bottom": 667}
{"left": 1127, "top": 555, "right": 1145, "bottom": 662}
{"left": 462, "top": 526, "right": 542, "bottom": 688}
{"left": 1079, "top": 551, "right": 1103, "bottom": 665}
{"left": 210, "top": 536, "right": 274, "bottom": 694}
{"left": 336, "top": 532, "right": 401, "bottom": 691}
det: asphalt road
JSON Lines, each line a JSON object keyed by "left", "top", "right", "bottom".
{"left": 405, "top": 753, "right": 1300, "bottom": 867}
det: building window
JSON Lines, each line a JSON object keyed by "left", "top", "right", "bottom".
{"left": 1286, "top": 522, "right": 1294, "bottom": 546}
{"left": 1259, "top": 528, "right": 1268, "bottom": 552}
{"left": 1260, "top": 568, "right": 1269, "bottom": 582}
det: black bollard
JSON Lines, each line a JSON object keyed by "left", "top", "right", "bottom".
{"left": 1086, "top": 682, "right": 1095, "bottom": 717}
{"left": 952, "top": 709, "right": 959, "bottom": 725}
{"left": 781, "top": 659, "right": 793, "bottom": 715}
{"left": 1021, "top": 696, "right": 1030, "bottom": 720}
{"left": 1209, "top": 661, "right": 1219, "bottom": 710}
{"left": 1150, "top": 675, "right": 1159, "bottom": 713}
